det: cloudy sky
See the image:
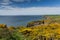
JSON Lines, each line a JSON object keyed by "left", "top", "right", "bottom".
{"left": 0, "top": 0, "right": 60, "bottom": 15}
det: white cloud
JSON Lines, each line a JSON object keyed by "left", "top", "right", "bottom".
{"left": 2, "top": 0, "right": 41, "bottom": 3}
{"left": 0, "top": 7, "right": 60, "bottom": 15}
{"left": 0, "top": 0, "right": 41, "bottom": 6}
{"left": 0, "top": 0, "right": 12, "bottom": 6}
{"left": 3, "top": 0, "right": 10, "bottom": 3}
{"left": 12, "top": 0, "right": 26, "bottom": 2}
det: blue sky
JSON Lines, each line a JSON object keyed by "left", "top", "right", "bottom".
{"left": 11, "top": 0, "right": 60, "bottom": 7}
{"left": 0, "top": 0, "right": 60, "bottom": 15}
{"left": 0, "top": 0, "right": 60, "bottom": 7}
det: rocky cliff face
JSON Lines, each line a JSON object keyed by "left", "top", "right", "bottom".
{"left": 27, "top": 20, "right": 44, "bottom": 27}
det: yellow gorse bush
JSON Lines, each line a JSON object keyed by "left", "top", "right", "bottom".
{"left": 19, "top": 28, "right": 32, "bottom": 32}
{"left": 18, "top": 22, "right": 60, "bottom": 40}
{"left": 0, "top": 24, "right": 7, "bottom": 28}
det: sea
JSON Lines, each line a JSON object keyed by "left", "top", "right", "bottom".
{"left": 0, "top": 15, "right": 44, "bottom": 27}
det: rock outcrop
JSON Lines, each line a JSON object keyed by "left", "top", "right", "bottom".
{"left": 27, "top": 20, "right": 44, "bottom": 27}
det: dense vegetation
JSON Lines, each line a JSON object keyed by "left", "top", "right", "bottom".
{"left": 0, "top": 16, "right": 60, "bottom": 40}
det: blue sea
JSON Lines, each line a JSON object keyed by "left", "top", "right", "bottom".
{"left": 0, "top": 15, "right": 44, "bottom": 27}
